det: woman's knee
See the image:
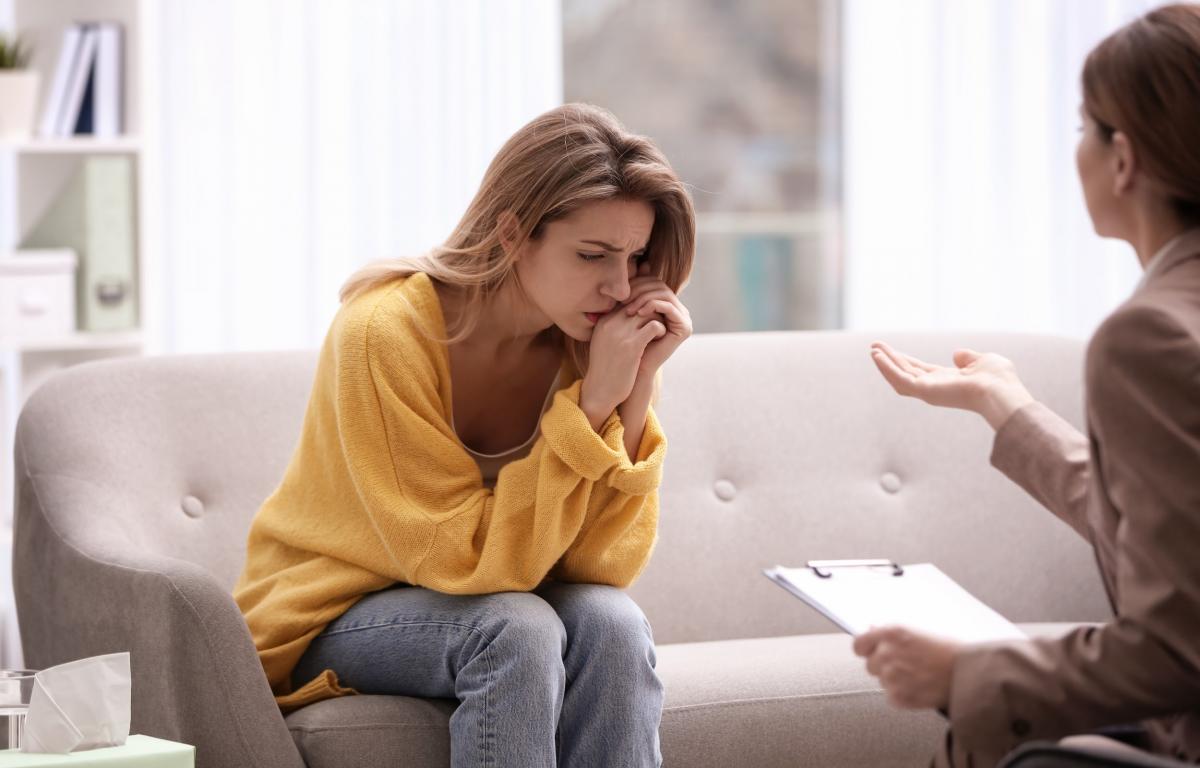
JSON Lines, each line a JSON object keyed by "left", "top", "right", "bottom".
{"left": 545, "top": 584, "right": 656, "bottom": 658}
{"left": 471, "top": 591, "right": 567, "bottom": 664}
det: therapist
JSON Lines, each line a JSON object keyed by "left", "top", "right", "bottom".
{"left": 858, "top": 4, "right": 1200, "bottom": 767}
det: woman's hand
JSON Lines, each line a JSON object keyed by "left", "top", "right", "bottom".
{"left": 622, "top": 262, "right": 693, "bottom": 383}
{"left": 853, "top": 626, "right": 960, "bottom": 710}
{"left": 869, "top": 341, "right": 1035, "bottom": 430}
{"left": 579, "top": 307, "right": 666, "bottom": 428}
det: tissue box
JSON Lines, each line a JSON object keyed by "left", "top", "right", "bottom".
{"left": 0, "top": 736, "right": 193, "bottom": 767}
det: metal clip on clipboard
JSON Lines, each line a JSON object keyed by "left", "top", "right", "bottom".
{"left": 806, "top": 559, "right": 905, "bottom": 579}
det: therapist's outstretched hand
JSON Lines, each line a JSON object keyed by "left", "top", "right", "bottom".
{"left": 853, "top": 626, "right": 959, "bottom": 710}
{"left": 869, "top": 341, "right": 1035, "bottom": 430}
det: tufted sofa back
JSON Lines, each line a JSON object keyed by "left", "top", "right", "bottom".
{"left": 634, "top": 331, "right": 1111, "bottom": 642}
{"left": 14, "top": 332, "right": 1111, "bottom": 649}
{"left": 15, "top": 350, "right": 316, "bottom": 592}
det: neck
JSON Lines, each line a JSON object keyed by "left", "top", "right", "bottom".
{"left": 1129, "top": 202, "right": 1189, "bottom": 269}
{"left": 463, "top": 279, "right": 554, "bottom": 356}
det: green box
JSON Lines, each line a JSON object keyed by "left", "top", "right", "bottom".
{"left": 0, "top": 736, "right": 193, "bottom": 767}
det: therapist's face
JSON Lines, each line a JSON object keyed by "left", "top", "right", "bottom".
{"left": 1075, "top": 107, "right": 1134, "bottom": 240}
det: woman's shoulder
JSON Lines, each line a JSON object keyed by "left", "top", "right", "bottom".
{"left": 334, "top": 272, "right": 446, "bottom": 354}
{"left": 1087, "top": 288, "right": 1200, "bottom": 386}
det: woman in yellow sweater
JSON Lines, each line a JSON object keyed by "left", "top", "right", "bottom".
{"left": 234, "top": 103, "right": 695, "bottom": 767}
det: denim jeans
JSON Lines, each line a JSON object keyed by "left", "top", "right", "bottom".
{"left": 292, "top": 581, "right": 664, "bottom": 768}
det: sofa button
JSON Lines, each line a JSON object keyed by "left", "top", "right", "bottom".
{"left": 1010, "top": 718, "right": 1031, "bottom": 737}
{"left": 181, "top": 495, "right": 205, "bottom": 518}
{"left": 713, "top": 480, "right": 737, "bottom": 501}
{"left": 880, "top": 473, "right": 902, "bottom": 494}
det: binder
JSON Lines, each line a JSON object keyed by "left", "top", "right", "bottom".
{"left": 21, "top": 156, "right": 138, "bottom": 331}
{"left": 764, "top": 559, "right": 1026, "bottom": 643}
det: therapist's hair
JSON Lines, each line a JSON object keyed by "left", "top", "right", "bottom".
{"left": 340, "top": 103, "right": 696, "bottom": 375}
{"left": 1082, "top": 3, "right": 1200, "bottom": 224}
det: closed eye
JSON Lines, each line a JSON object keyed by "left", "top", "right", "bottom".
{"left": 576, "top": 252, "right": 606, "bottom": 262}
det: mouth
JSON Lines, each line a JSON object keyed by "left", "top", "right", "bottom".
{"left": 584, "top": 307, "right": 615, "bottom": 325}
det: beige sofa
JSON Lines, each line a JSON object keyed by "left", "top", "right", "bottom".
{"left": 13, "top": 331, "right": 1111, "bottom": 767}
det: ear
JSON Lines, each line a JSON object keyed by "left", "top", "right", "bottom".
{"left": 1111, "top": 131, "right": 1137, "bottom": 196}
{"left": 496, "top": 211, "right": 522, "bottom": 260}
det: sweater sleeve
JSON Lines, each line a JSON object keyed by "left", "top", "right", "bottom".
{"left": 335, "top": 294, "right": 649, "bottom": 594}
{"left": 549, "top": 407, "right": 667, "bottom": 588}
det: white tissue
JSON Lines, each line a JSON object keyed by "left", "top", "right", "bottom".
{"left": 20, "top": 652, "right": 131, "bottom": 754}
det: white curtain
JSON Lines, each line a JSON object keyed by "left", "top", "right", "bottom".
{"left": 843, "top": 0, "right": 1160, "bottom": 338}
{"left": 146, "top": 0, "right": 562, "bottom": 353}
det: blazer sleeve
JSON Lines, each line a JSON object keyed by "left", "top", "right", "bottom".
{"left": 947, "top": 305, "right": 1200, "bottom": 754}
{"left": 549, "top": 407, "right": 667, "bottom": 588}
{"left": 989, "top": 402, "right": 1092, "bottom": 541}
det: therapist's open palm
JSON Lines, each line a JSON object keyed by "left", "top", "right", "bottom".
{"left": 869, "top": 341, "right": 1034, "bottom": 429}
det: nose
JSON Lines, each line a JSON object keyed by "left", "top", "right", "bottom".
{"left": 600, "top": 258, "right": 632, "bottom": 303}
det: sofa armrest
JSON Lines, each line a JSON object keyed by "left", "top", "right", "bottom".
{"left": 14, "top": 467, "right": 304, "bottom": 768}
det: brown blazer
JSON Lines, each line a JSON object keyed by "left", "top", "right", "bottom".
{"left": 940, "top": 229, "right": 1200, "bottom": 767}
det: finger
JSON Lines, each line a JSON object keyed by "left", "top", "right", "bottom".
{"left": 870, "top": 348, "right": 920, "bottom": 396}
{"left": 625, "top": 285, "right": 673, "bottom": 315}
{"left": 638, "top": 299, "right": 689, "bottom": 333}
{"left": 640, "top": 293, "right": 689, "bottom": 323}
{"left": 853, "top": 630, "right": 883, "bottom": 657}
{"left": 624, "top": 281, "right": 683, "bottom": 314}
{"left": 866, "top": 653, "right": 884, "bottom": 677}
{"left": 874, "top": 341, "right": 924, "bottom": 377}
{"left": 636, "top": 319, "right": 667, "bottom": 346}
{"left": 901, "top": 353, "right": 939, "bottom": 373}
{"left": 952, "top": 348, "right": 981, "bottom": 369}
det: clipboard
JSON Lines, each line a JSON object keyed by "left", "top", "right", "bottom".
{"left": 764, "top": 559, "right": 1026, "bottom": 643}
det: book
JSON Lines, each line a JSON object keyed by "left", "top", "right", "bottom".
{"left": 56, "top": 25, "right": 98, "bottom": 137}
{"left": 20, "top": 156, "right": 137, "bottom": 332}
{"left": 38, "top": 25, "right": 84, "bottom": 137}
{"left": 764, "top": 560, "right": 1026, "bottom": 643}
{"left": 93, "top": 23, "right": 124, "bottom": 137}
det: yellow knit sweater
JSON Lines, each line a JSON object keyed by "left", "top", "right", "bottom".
{"left": 234, "top": 273, "right": 667, "bottom": 711}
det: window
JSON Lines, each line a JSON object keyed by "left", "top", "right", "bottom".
{"left": 563, "top": 0, "right": 843, "bottom": 331}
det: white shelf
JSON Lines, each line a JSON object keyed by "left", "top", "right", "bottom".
{"left": 1, "top": 136, "right": 143, "bottom": 155}
{"left": 7, "top": 331, "right": 143, "bottom": 352}
{"left": 1, "top": 0, "right": 152, "bottom": 670}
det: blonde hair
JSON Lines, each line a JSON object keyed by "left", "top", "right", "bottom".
{"left": 340, "top": 103, "right": 696, "bottom": 375}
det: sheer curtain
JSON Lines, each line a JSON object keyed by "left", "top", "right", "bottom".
{"left": 145, "top": 0, "right": 562, "bottom": 353}
{"left": 843, "top": 0, "right": 1160, "bottom": 338}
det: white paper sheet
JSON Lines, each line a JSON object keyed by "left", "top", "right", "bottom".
{"left": 765, "top": 562, "right": 1026, "bottom": 643}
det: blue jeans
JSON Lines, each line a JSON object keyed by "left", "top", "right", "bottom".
{"left": 292, "top": 582, "right": 664, "bottom": 768}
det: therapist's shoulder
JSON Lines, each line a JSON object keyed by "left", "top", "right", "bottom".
{"left": 1086, "top": 285, "right": 1200, "bottom": 397}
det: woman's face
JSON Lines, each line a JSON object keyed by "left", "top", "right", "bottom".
{"left": 1075, "top": 108, "right": 1122, "bottom": 238}
{"left": 513, "top": 198, "right": 655, "bottom": 342}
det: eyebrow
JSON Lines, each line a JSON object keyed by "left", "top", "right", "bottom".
{"left": 580, "top": 239, "right": 646, "bottom": 252}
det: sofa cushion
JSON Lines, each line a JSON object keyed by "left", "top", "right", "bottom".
{"left": 283, "top": 626, "right": 1078, "bottom": 768}
{"left": 657, "top": 632, "right": 943, "bottom": 767}
{"left": 284, "top": 632, "right": 935, "bottom": 768}
{"left": 286, "top": 695, "right": 456, "bottom": 767}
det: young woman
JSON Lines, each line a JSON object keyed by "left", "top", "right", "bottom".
{"left": 856, "top": 5, "right": 1200, "bottom": 767}
{"left": 235, "top": 103, "right": 695, "bottom": 767}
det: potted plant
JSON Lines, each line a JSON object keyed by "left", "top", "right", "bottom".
{"left": 0, "top": 33, "right": 37, "bottom": 140}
